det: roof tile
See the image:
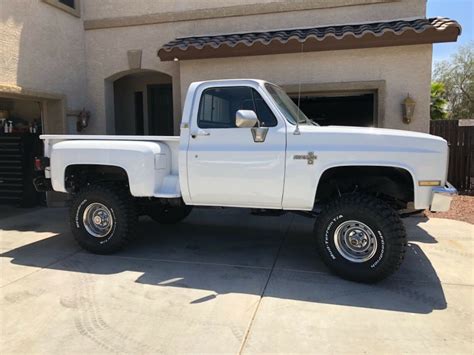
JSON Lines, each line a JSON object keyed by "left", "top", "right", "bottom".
{"left": 158, "top": 17, "right": 461, "bottom": 61}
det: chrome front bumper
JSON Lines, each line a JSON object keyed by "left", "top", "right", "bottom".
{"left": 430, "top": 182, "right": 457, "bottom": 212}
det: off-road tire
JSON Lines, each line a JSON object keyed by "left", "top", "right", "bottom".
{"left": 314, "top": 193, "right": 407, "bottom": 283}
{"left": 70, "top": 184, "right": 137, "bottom": 254}
{"left": 147, "top": 204, "right": 192, "bottom": 224}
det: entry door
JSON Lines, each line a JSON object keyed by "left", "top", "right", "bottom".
{"left": 147, "top": 84, "right": 174, "bottom": 135}
{"left": 187, "top": 86, "right": 286, "bottom": 208}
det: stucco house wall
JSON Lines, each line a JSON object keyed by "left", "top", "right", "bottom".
{"left": 180, "top": 45, "right": 432, "bottom": 132}
{"left": 0, "top": 0, "right": 87, "bottom": 133}
{"left": 81, "top": 0, "right": 425, "bottom": 24}
{"left": 82, "top": 0, "right": 430, "bottom": 134}
{"left": 1, "top": 0, "right": 437, "bottom": 134}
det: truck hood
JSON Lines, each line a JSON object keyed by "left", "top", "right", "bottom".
{"left": 297, "top": 125, "right": 447, "bottom": 153}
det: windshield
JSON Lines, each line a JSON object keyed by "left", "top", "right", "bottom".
{"left": 264, "top": 83, "right": 317, "bottom": 126}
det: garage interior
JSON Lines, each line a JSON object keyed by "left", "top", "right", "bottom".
{"left": 291, "top": 92, "right": 376, "bottom": 127}
{"left": 0, "top": 96, "right": 44, "bottom": 207}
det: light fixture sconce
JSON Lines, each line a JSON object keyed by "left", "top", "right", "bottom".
{"left": 76, "top": 109, "right": 90, "bottom": 132}
{"left": 402, "top": 94, "right": 416, "bottom": 124}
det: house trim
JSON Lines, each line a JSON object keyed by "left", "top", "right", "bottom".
{"left": 84, "top": 0, "right": 397, "bottom": 30}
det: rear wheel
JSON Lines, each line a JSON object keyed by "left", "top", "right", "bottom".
{"left": 314, "top": 193, "right": 407, "bottom": 283}
{"left": 70, "top": 184, "right": 137, "bottom": 254}
{"left": 147, "top": 204, "right": 192, "bottom": 224}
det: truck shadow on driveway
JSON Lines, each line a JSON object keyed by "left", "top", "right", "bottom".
{"left": 1, "top": 208, "right": 447, "bottom": 314}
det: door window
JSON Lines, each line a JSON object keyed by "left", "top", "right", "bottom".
{"left": 197, "top": 87, "right": 277, "bottom": 128}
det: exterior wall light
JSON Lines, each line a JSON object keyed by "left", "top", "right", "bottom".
{"left": 76, "top": 109, "right": 90, "bottom": 132}
{"left": 402, "top": 94, "right": 416, "bottom": 124}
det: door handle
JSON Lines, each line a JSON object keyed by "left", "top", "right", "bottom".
{"left": 191, "top": 129, "right": 210, "bottom": 138}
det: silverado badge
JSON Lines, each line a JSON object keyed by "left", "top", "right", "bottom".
{"left": 293, "top": 152, "right": 317, "bottom": 165}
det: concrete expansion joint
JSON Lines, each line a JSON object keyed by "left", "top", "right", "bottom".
{"left": 238, "top": 214, "right": 295, "bottom": 354}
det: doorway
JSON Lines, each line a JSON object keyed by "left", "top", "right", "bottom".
{"left": 147, "top": 84, "right": 173, "bottom": 136}
{"left": 113, "top": 70, "right": 174, "bottom": 135}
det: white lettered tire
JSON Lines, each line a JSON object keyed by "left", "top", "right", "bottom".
{"left": 314, "top": 193, "right": 407, "bottom": 283}
{"left": 70, "top": 184, "right": 137, "bottom": 254}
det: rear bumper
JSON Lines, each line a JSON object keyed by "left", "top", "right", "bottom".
{"left": 33, "top": 176, "right": 53, "bottom": 192}
{"left": 430, "top": 182, "right": 457, "bottom": 212}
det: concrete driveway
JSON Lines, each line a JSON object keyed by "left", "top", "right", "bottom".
{"left": 0, "top": 207, "right": 473, "bottom": 354}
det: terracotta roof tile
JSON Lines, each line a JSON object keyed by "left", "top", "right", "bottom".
{"left": 158, "top": 17, "right": 461, "bottom": 61}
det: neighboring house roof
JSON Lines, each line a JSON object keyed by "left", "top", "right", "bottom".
{"left": 158, "top": 17, "right": 461, "bottom": 61}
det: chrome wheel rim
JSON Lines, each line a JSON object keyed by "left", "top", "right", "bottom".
{"left": 83, "top": 202, "right": 114, "bottom": 238}
{"left": 334, "top": 220, "right": 378, "bottom": 263}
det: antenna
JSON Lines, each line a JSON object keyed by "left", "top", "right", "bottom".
{"left": 294, "top": 41, "right": 304, "bottom": 135}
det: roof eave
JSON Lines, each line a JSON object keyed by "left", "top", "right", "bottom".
{"left": 158, "top": 24, "right": 460, "bottom": 62}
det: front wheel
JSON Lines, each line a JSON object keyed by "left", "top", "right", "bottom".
{"left": 70, "top": 184, "right": 137, "bottom": 254}
{"left": 314, "top": 193, "right": 407, "bottom": 283}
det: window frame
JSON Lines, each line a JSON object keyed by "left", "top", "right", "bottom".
{"left": 42, "top": 0, "right": 81, "bottom": 18}
{"left": 197, "top": 86, "right": 278, "bottom": 129}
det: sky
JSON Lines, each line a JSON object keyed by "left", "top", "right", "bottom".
{"left": 427, "top": 0, "right": 473, "bottom": 65}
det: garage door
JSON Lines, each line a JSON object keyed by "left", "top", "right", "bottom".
{"left": 290, "top": 92, "right": 375, "bottom": 127}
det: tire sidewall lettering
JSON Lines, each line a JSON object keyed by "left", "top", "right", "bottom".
{"left": 324, "top": 214, "right": 343, "bottom": 260}
{"left": 370, "top": 230, "right": 385, "bottom": 268}
{"left": 99, "top": 207, "right": 116, "bottom": 245}
{"left": 75, "top": 199, "right": 88, "bottom": 229}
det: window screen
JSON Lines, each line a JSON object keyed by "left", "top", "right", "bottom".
{"left": 197, "top": 87, "right": 277, "bottom": 128}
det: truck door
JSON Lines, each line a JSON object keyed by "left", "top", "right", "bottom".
{"left": 187, "top": 85, "right": 286, "bottom": 208}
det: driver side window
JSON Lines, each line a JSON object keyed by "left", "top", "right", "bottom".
{"left": 198, "top": 87, "right": 277, "bottom": 129}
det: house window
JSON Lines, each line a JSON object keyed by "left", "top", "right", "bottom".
{"left": 59, "top": 0, "right": 75, "bottom": 9}
{"left": 42, "top": 0, "right": 80, "bottom": 17}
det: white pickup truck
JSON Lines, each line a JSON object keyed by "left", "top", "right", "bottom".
{"left": 34, "top": 79, "right": 457, "bottom": 283}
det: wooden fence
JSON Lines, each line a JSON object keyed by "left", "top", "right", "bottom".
{"left": 430, "top": 119, "right": 474, "bottom": 194}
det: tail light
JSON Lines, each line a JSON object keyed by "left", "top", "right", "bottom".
{"left": 34, "top": 157, "right": 50, "bottom": 171}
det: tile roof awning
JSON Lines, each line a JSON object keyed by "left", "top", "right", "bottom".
{"left": 158, "top": 17, "right": 461, "bottom": 61}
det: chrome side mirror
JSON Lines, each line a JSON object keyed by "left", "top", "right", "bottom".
{"left": 235, "top": 110, "right": 258, "bottom": 128}
{"left": 235, "top": 109, "right": 268, "bottom": 143}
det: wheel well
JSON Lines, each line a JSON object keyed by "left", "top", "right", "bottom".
{"left": 315, "top": 166, "right": 414, "bottom": 209}
{"left": 65, "top": 164, "right": 129, "bottom": 193}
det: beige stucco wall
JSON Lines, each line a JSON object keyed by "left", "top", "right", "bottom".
{"left": 83, "top": 0, "right": 428, "bottom": 134}
{"left": 180, "top": 45, "right": 432, "bottom": 132}
{"left": 0, "top": 0, "right": 87, "bottom": 133}
{"left": 82, "top": 0, "right": 425, "bottom": 23}
{"left": 82, "top": 0, "right": 290, "bottom": 20}
{"left": 0, "top": 0, "right": 430, "bottom": 134}
{"left": 85, "top": 41, "right": 180, "bottom": 134}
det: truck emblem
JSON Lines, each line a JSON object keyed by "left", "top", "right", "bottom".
{"left": 293, "top": 152, "right": 317, "bottom": 165}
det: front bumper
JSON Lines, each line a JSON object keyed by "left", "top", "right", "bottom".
{"left": 430, "top": 182, "right": 457, "bottom": 212}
